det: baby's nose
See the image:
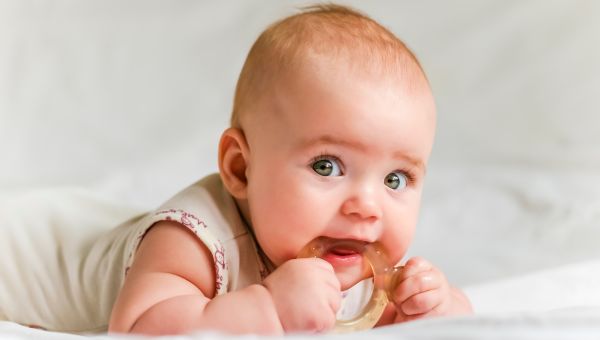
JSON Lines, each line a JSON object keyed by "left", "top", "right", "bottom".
{"left": 340, "top": 188, "right": 381, "bottom": 221}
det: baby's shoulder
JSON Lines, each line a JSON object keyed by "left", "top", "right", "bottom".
{"left": 132, "top": 220, "right": 218, "bottom": 297}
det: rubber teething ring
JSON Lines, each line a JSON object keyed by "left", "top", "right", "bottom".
{"left": 297, "top": 237, "right": 401, "bottom": 333}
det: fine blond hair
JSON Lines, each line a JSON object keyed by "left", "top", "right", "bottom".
{"left": 231, "top": 3, "right": 427, "bottom": 128}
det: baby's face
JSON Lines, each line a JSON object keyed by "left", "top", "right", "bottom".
{"left": 242, "top": 57, "right": 436, "bottom": 288}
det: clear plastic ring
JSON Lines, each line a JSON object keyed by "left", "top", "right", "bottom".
{"left": 298, "top": 237, "right": 399, "bottom": 333}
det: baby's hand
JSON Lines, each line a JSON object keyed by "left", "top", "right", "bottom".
{"left": 262, "top": 258, "right": 341, "bottom": 333}
{"left": 391, "top": 257, "right": 472, "bottom": 322}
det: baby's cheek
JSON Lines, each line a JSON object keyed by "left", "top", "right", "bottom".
{"left": 383, "top": 219, "right": 417, "bottom": 263}
{"left": 383, "top": 235, "right": 412, "bottom": 267}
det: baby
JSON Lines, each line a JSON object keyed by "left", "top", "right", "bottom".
{"left": 0, "top": 3, "right": 471, "bottom": 335}
{"left": 108, "top": 4, "right": 472, "bottom": 335}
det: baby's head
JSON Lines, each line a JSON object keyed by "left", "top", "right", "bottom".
{"left": 219, "top": 4, "right": 436, "bottom": 288}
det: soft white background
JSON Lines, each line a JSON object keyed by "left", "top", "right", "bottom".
{"left": 1, "top": 0, "right": 599, "bottom": 288}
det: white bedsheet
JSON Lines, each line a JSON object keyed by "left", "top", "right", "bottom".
{"left": 2, "top": 311, "right": 600, "bottom": 340}
{"left": 2, "top": 259, "right": 600, "bottom": 339}
{"left": 2, "top": 309, "right": 600, "bottom": 340}
{"left": 465, "top": 259, "right": 600, "bottom": 315}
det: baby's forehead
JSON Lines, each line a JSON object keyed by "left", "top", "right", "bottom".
{"left": 267, "top": 56, "right": 433, "bottom": 126}
{"left": 273, "top": 60, "right": 435, "bottom": 121}
{"left": 258, "top": 29, "right": 432, "bottom": 116}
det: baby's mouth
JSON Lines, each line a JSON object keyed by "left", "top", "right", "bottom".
{"left": 322, "top": 242, "right": 366, "bottom": 266}
{"left": 297, "top": 237, "right": 374, "bottom": 289}
{"left": 297, "top": 236, "right": 369, "bottom": 267}
{"left": 329, "top": 246, "right": 361, "bottom": 256}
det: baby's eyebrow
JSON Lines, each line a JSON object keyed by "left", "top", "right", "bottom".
{"left": 299, "top": 134, "right": 426, "bottom": 173}
{"left": 392, "top": 151, "right": 427, "bottom": 174}
{"left": 299, "top": 134, "right": 366, "bottom": 152}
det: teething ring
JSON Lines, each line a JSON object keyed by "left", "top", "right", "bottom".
{"left": 298, "top": 237, "right": 401, "bottom": 333}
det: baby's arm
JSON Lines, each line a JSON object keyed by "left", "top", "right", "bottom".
{"left": 376, "top": 257, "right": 473, "bottom": 326}
{"left": 108, "top": 221, "right": 283, "bottom": 335}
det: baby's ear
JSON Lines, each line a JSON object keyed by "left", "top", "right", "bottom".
{"left": 218, "top": 128, "right": 250, "bottom": 199}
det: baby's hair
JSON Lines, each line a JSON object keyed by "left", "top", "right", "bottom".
{"left": 230, "top": 3, "right": 427, "bottom": 128}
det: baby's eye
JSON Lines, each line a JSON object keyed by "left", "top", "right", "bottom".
{"left": 384, "top": 171, "right": 408, "bottom": 190}
{"left": 312, "top": 158, "right": 342, "bottom": 176}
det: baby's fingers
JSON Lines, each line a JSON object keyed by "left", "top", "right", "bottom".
{"left": 399, "top": 289, "right": 443, "bottom": 316}
{"left": 400, "top": 257, "right": 433, "bottom": 279}
{"left": 394, "top": 270, "right": 442, "bottom": 304}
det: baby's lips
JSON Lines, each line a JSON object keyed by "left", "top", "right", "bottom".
{"left": 297, "top": 236, "right": 368, "bottom": 258}
{"left": 328, "top": 246, "right": 358, "bottom": 256}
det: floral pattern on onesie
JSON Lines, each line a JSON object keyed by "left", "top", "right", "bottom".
{"left": 124, "top": 208, "right": 229, "bottom": 295}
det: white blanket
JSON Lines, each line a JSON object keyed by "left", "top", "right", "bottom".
{"left": 465, "top": 259, "right": 600, "bottom": 315}
{"left": 2, "top": 259, "right": 600, "bottom": 339}
{"left": 2, "top": 308, "right": 600, "bottom": 340}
